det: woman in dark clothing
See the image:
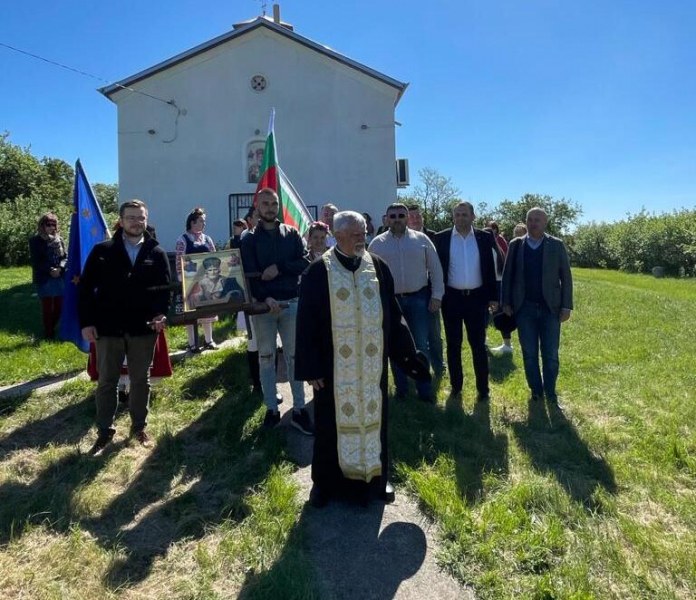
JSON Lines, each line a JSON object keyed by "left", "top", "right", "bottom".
{"left": 29, "top": 212, "right": 67, "bottom": 338}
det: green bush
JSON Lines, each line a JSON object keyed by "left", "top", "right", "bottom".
{"left": 570, "top": 222, "right": 617, "bottom": 269}
{"left": 0, "top": 194, "right": 118, "bottom": 267}
{"left": 570, "top": 209, "right": 696, "bottom": 276}
{"left": 0, "top": 194, "right": 73, "bottom": 266}
{"left": 0, "top": 133, "right": 118, "bottom": 267}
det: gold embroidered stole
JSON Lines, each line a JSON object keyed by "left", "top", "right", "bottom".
{"left": 323, "top": 250, "right": 384, "bottom": 482}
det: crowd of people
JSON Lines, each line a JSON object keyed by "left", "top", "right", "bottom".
{"left": 29, "top": 192, "right": 573, "bottom": 507}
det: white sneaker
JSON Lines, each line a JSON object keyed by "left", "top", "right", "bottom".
{"left": 491, "top": 343, "right": 513, "bottom": 354}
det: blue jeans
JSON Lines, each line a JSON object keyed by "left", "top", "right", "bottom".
{"left": 428, "top": 310, "right": 445, "bottom": 375}
{"left": 516, "top": 300, "right": 561, "bottom": 399}
{"left": 254, "top": 299, "right": 305, "bottom": 411}
{"left": 392, "top": 288, "right": 432, "bottom": 399}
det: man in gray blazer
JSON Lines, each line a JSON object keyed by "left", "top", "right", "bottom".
{"left": 501, "top": 207, "right": 573, "bottom": 403}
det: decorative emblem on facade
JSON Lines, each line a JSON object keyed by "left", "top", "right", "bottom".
{"left": 250, "top": 74, "right": 267, "bottom": 92}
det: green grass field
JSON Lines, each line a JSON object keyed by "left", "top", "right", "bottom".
{"left": 1, "top": 267, "right": 694, "bottom": 598}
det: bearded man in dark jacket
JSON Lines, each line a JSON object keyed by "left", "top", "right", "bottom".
{"left": 78, "top": 199, "right": 170, "bottom": 455}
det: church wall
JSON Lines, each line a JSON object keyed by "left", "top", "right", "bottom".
{"left": 111, "top": 28, "right": 401, "bottom": 250}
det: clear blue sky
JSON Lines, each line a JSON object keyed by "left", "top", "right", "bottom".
{"left": 1, "top": 0, "right": 694, "bottom": 223}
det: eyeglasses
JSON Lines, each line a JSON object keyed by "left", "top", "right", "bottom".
{"left": 388, "top": 213, "right": 407, "bottom": 219}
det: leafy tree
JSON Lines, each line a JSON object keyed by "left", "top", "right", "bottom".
{"left": 38, "top": 157, "right": 74, "bottom": 204}
{"left": 0, "top": 132, "right": 118, "bottom": 265}
{"left": 0, "top": 132, "right": 43, "bottom": 202}
{"left": 399, "top": 167, "right": 461, "bottom": 231}
{"left": 480, "top": 193, "right": 582, "bottom": 238}
{"left": 0, "top": 133, "right": 75, "bottom": 206}
{"left": 93, "top": 182, "right": 119, "bottom": 214}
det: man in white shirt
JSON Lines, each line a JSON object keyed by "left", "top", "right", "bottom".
{"left": 433, "top": 202, "right": 498, "bottom": 400}
{"left": 369, "top": 203, "right": 444, "bottom": 402}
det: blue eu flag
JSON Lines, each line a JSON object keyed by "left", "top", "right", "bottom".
{"left": 59, "top": 160, "right": 110, "bottom": 352}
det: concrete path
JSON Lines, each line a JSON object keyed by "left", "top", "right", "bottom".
{"left": 279, "top": 381, "right": 472, "bottom": 600}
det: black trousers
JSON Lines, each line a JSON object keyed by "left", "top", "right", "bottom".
{"left": 442, "top": 287, "right": 489, "bottom": 394}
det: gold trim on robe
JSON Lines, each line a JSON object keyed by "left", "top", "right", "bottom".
{"left": 322, "top": 249, "right": 384, "bottom": 482}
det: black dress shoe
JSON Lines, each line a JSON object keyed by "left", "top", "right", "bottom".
{"left": 380, "top": 481, "right": 396, "bottom": 503}
{"left": 309, "top": 485, "right": 330, "bottom": 508}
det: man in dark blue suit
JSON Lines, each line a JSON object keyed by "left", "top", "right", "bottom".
{"left": 434, "top": 202, "right": 498, "bottom": 400}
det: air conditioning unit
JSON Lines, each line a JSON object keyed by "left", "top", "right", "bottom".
{"left": 396, "top": 158, "right": 409, "bottom": 188}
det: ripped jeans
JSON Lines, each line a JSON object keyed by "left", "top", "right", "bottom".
{"left": 254, "top": 298, "right": 305, "bottom": 411}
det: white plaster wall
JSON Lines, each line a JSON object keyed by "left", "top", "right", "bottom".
{"left": 111, "top": 28, "right": 400, "bottom": 251}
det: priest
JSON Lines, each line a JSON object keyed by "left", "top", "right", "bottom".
{"left": 295, "top": 210, "right": 430, "bottom": 507}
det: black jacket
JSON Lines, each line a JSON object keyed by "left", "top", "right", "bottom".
{"left": 433, "top": 227, "right": 498, "bottom": 303}
{"left": 78, "top": 229, "right": 171, "bottom": 336}
{"left": 29, "top": 234, "right": 67, "bottom": 285}
{"left": 240, "top": 222, "right": 310, "bottom": 301}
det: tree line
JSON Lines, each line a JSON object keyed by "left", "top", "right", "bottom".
{"left": 398, "top": 167, "right": 581, "bottom": 237}
{"left": 2, "top": 133, "right": 693, "bottom": 276}
{"left": 399, "top": 167, "right": 695, "bottom": 277}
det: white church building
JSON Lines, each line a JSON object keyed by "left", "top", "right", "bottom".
{"left": 100, "top": 7, "right": 408, "bottom": 250}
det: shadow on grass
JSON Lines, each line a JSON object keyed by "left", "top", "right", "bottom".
{"left": 0, "top": 338, "right": 39, "bottom": 355}
{"left": 488, "top": 350, "right": 517, "bottom": 383}
{"left": 391, "top": 389, "right": 509, "bottom": 504}
{"left": 0, "top": 391, "right": 34, "bottom": 419}
{"left": 239, "top": 501, "right": 427, "bottom": 599}
{"left": 0, "top": 348, "right": 294, "bottom": 592}
{"left": 511, "top": 398, "right": 617, "bottom": 509}
{"left": 0, "top": 439, "right": 128, "bottom": 544}
{"left": 0, "top": 282, "right": 41, "bottom": 338}
{"left": 0, "top": 396, "right": 93, "bottom": 458}
{"left": 87, "top": 351, "right": 285, "bottom": 590}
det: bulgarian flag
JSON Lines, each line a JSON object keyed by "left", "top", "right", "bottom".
{"left": 253, "top": 109, "right": 313, "bottom": 236}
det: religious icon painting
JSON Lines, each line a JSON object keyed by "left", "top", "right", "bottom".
{"left": 180, "top": 249, "right": 249, "bottom": 312}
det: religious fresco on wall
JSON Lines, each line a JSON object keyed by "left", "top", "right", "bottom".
{"left": 246, "top": 140, "right": 265, "bottom": 183}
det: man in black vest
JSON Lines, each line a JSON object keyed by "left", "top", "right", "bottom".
{"left": 501, "top": 207, "right": 573, "bottom": 403}
{"left": 434, "top": 202, "right": 498, "bottom": 400}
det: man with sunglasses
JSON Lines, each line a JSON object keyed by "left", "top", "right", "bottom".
{"left": 434, "top": 202, "right": 498, "bottom": 401}
{"left": 368, "top": 203, "right": 444, "bottom": 402}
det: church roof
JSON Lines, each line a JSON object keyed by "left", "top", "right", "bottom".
{"left": 99, "top": 17, "right": 408, "bottom": 104}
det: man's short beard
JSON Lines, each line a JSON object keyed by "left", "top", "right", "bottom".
{"left": 354, "top": 246, "right": 366, "bottom": 258}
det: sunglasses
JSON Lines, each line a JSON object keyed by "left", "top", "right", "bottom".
{"left": 388, "top": 213, "right": 407, "bottom": 219}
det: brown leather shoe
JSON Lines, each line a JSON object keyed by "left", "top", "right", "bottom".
{"left": 132, "top": 429, "right": 153, "bottom": 448}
